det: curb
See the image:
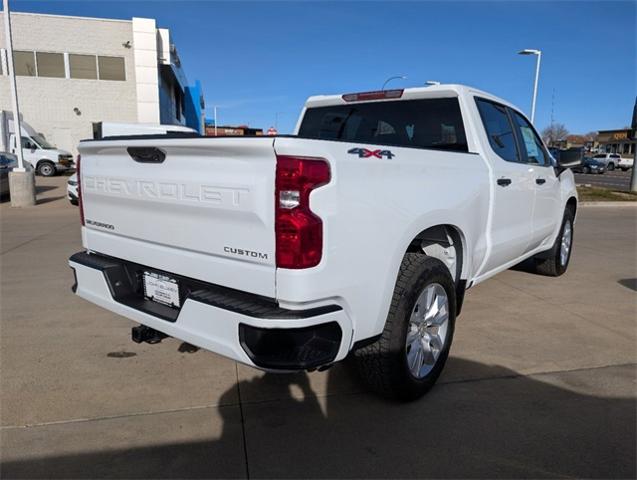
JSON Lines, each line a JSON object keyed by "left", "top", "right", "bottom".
{"left": 580, "top": 201, "right": 637, "bottom": 207}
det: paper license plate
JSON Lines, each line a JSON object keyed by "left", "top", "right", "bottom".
{"left": 143, "top": 271, "right": 180, "bottom": 308}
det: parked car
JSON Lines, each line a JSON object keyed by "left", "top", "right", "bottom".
{"left": 67, "top": 173, "right": 78, "bottom": 205}
{"left": 592, "top": 153, "right": 621, "bottom": 171}
{"left": 573, "top": 157, "right": 606, "bottom": 174}
{"left": 618, "top": 156, "right": 634, "bottom": 171}
{"left": 69, "top": 84, "right": 579, "bottom": 400}
{"left": 0, "top": 152, "right": 33, "bottom": 197}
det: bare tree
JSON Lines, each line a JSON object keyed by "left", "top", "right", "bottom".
{"left": 584, "top": 131, "right": 598, "bottom": 141}
{"left": 541, "top": 123, "right": 569, "bottom": 145}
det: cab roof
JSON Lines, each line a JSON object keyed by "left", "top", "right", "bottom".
{"left": 304, "top": 83, "right": 522, "bottom": 114}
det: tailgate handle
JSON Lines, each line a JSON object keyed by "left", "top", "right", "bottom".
{"left": 127, "top": 147, "right": 166, "bottom": 164}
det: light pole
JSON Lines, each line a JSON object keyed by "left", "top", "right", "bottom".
{"left": 382, "top": 75, "right": 407, "bottom": 91}
{"left": 213, "top": 106, "right": 218, "bottom": 136}
{"left": 518, "top": 49, "right": 542, "bottom": 123}
{"left": 3, "top": 0, "right": 36, "bottom": 206}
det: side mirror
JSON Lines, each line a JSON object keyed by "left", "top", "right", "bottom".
{"left": 555, "top": 157, "right": 582, "bottom": 175}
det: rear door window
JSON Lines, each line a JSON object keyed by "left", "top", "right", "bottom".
{"left": 475, "top": 98, "right": 519, "bottom": 162}
{"left": 298, "top": 97, "right": 468, "bottom": 152}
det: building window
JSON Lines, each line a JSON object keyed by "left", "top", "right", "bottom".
{"left": 69, "top": 54, "right": 97, "bottom": 79}
{"left": 97, "top": 56, "right": 125, "bottom": 81}
{"left": 36, "top": 52, "right": 65, "bottom": 78}
{"left": 14, "top": 51, "right": 36, "bottom": 76}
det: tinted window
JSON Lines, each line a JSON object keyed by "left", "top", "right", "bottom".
{"left": 69, "top": 54, "right": 97, "bottom": 79}
{"left": 511, "top": 111, "right": 549, "bottom": 166}
{"left": 475, "top": 99, "right": 519, "bottom": 162}
{"left": 14, "top": 51, "right": 36, "bottom": 76}
{"left": 36, "top": 52, "right": 65, "bottom": 78}
{"left": 593, "top": 154, "right": 605, "bottom": 158}
{"left": 298, "top": 98, "right": 468, "bottom": 152}
{"left": 98, "top": 56, "right": 125, "bottom": 81}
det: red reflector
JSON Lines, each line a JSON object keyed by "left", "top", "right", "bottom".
{"left": 342, "top": 89, "right": 403, "bottom": 102}
{"left": 77, "top": 154, "right": 85, "bottom": 226}
{"left": 275, "top": 155, "right": 330, "bottom": 269}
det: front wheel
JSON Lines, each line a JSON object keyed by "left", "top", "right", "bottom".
{"left": 607, "top": 162, "right": 615, "bottom": 171}
{"left": 352, "top": 255, "right": 456, "bottom": 401}
{"left": 37, "top": 161, "right": 56, "bottom": 177}
{"left": 582, "top": 166, "right": 590, "bottom": 174}
{"left": 532, "top": 208, "right": 574, "bottom": 277}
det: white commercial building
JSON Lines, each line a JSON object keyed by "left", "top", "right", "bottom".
{"left": 0, "top": 12, "right": 203, "bottom": 156}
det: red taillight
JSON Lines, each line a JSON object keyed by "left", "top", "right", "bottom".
{"left": 342, "top": 89, "right": 403, "bottom": 102}
{"left": 76, "top": 154, "right": 84, "bottom": 226}
{"left": 275, "top": 155, "right": 330, "bottom": 269}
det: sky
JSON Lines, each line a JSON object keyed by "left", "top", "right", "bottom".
{"left": 8, "top": 0, "right": 637, "bottom": 134}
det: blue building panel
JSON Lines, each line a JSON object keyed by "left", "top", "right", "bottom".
{"left": 184, "top": 80, "right": 205, "bottom": 134}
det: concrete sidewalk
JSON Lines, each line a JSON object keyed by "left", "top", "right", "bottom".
{"left": 1, "top": 177, "right": 635, "bottom": 478}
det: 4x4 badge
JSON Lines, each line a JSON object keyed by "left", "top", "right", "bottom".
{"left": 348, "top": 147, "right": 394, "bottom": 159}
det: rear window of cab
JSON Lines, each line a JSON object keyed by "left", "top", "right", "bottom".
{"left": 298, "top": 97, "right": 468, "bottom": 153}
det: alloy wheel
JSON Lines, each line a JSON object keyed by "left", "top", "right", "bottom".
{"left": 405, "top": 283, "right": 449, "bottom": 379}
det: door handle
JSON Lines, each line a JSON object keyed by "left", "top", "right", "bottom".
{"left": 497, "top": 178, "right": 512, "bottom": 187}
{"left": 536, "top": 178, "right": 546, "bottom": 185}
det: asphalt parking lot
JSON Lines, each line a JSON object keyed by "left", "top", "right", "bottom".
{"left": 1, "top": 176, "right": 636, "bottom": 479}
{"left": 574, "top": 168, "right": 633, "bottom": 191}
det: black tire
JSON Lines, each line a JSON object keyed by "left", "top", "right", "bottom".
{"left": 533, "top": 208, "right": 574, "bottom": 277}
{"left": 352, "top": 254, "right": 456, "bottom": 401}
{"left": 37, "top": 161, "right": 56, "bottom": 177}
{"left": 621, "top": 168, "right": 629, "bottom": 172}
{"left": 583, "top": 166, "right": 590, "bottom": 174}
{"left": 607, "top": 162, "right": 615, "bottom": 171}
{"left": 69, "top": 198, "right": 79, "bottom": 206}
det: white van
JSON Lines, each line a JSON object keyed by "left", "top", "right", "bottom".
{"left": 0, "top": 111, "right": 74, "bottom": 177}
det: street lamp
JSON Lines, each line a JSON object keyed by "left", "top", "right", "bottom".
{"left": 3, "top": 0, "right": 36, "bottom": 206}
{"left": 518, "top": 49, "right": 542, "bottom": 123}
{"left": 382, "top": 75, "right": 407, "bottom": 91}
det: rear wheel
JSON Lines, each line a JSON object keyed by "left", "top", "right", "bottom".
{"left": 532, "top": 208, "right": 574, "bottom": 277}
{"left": 37, "top": 161, "right": 56, "bottom": 177}
{"left": 607, "top": 162, "right": 615, "bottom": 171}
{"left": 352, "top": 254, "right": 456, "bottom": 401}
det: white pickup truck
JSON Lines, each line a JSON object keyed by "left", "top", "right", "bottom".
{"left": 69, "top": 84, "right": 578, "bottom": 400}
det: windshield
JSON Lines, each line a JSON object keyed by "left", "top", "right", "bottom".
{"left": 31, "top": 133, "right": 55, "bottom": 149}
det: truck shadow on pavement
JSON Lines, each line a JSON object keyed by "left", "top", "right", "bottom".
{"left": 2, "top": 357, "right": 635, "bottom": 479}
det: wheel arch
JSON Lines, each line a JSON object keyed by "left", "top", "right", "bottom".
{"left": 403, "top": 223, "right": 469, "bottom": 316}
{"left": 405, "top": 224, "right": 467, "bottom": 280}
{"left": 36, "top": 158, "right": 55, "bottom": 167}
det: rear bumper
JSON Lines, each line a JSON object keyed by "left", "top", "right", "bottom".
{"left": 69, "top": 251, "right": 352, "bottom": 370}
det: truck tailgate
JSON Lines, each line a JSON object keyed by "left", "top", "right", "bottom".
{"left": 78, "top": 137, "right": 277, "bottom": 297}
